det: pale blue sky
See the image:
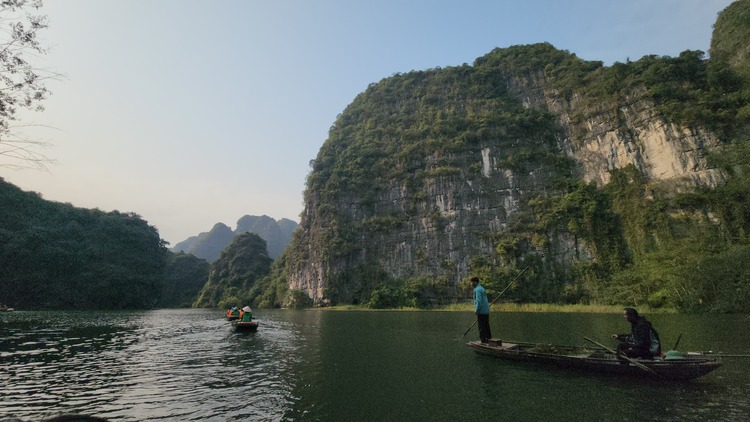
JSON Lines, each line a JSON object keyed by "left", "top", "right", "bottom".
{"left": 4, "top": 0, "right": 734, "bottom": 245}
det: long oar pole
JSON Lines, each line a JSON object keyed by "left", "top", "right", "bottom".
{"left": 672, "top": 333, "right": 683, "bottom": 350}
{"left": 584, "top": 337, "right": 663, "bottom": 379}
{"left": 463, "top": 266, "right": 529, "bottom": 337}
{"left": 691, "top": 352, "right": 750, "bottom": 357}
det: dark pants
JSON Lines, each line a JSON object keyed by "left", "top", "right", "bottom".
{"left": 616, "top": 341, "right": 653, "bottom": 359}
{"left": 477, "top": 313, "right": 492, "bottom": 342}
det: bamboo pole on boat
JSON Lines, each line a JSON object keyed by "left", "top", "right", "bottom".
{"left": 463, "top": 266, "right": 529, "bottom": 337}
{"left": 690, "top": 352, "right": 750, "bottom": 357}
{"left": 584, "top": 337, "right": 664, "bottom": 379}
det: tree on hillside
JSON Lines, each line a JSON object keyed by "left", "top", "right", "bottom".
{"left": 193, "top": 233, "right": 273, "bottom": 308}
{"left": 160, "top": 252, "right": 210, "bottom": 308}
{"left": 0, "top": 0, "right": 57, "bottom": 170}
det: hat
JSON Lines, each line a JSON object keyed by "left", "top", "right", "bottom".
{"left": 624, "top": 308, "right": 639, "bottom": 318}
{"left": 242, "top": 306, "right": 252, "bottom": 312}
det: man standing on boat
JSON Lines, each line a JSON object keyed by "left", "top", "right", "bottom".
{"left": 471, "top": 276, "right": 492, "bottom": 343}
{"left": 614, "top": 308, "right": 661, "bottom": 359}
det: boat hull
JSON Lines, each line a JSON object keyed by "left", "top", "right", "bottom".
{"left": 235, "top": 321, "right": 259, "bottom": 332}
{"left": 467, "top": 340, "right": 721, "bottom": 381}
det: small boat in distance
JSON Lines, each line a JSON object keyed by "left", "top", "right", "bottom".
{"left": 226, "top": 307, "right": 240, "bottom": 321}
{"left": 467, "top": 339, "right": 721, "bottom": 381}
{"left": 234, "top": 321, "right": 259, "bottom": 332}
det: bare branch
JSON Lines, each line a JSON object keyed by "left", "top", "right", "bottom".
{"left": 0, "top": 0, "right": 55, "bottom": 171}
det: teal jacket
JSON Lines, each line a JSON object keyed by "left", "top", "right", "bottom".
{"left": 474, "top": 284, "right": 490, "bottom": 315}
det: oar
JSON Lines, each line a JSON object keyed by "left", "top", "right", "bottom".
{"left": 690, "top": 351, "right": 750, "bottom": 358}
{"left": 463, "top": 266, "right": 529, "bottom": 336}
{"left": 672, "top": 333, "right": 683, "bottom": 350}
{"left": 584, "top": 337, "right": 663, "bottom": 379}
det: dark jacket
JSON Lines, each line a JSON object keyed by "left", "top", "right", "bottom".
{"left": 623, "top": 316, "right": 661, "bottom": 358}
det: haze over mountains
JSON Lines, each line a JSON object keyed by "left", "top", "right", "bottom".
{"left": 171, "top": 215, "right": 297, "bottom": 262}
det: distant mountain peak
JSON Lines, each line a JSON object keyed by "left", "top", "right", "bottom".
{"left": 171, "top": 214, "right": 297, "bottom": 262}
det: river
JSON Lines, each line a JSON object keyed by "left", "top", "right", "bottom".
{"left": 1, "top": 309, "right": 749, "bottom": 421}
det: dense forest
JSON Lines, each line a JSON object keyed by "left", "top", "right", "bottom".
{"left": 0, "top": 179, "right": 209, "bottom": 309}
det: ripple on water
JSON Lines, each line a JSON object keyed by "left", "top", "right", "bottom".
{"left": 1, "top": 310, "right": 295, "bottom": 420}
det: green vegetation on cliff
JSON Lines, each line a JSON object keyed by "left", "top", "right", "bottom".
{"left": 193, "top": 232, "right": 273, "bottom": 308}
{"left": 265, "top": 1, "right": 750, "bottom": 313}
{"left": 457, "top": 50, "right": 750, "bottom": 311}
{"left": 711, "top": 0, "right": 750, "bottom": 85}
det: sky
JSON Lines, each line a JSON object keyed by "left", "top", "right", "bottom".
{"left": 2, "top": 0, "right": 735, "bottom": 246}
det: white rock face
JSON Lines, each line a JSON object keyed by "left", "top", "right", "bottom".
{"left": 286, "top": 71, "right": 726, "bottom": 305}
{"left": 505, "top": 72, "right": 723, "bottom": 189}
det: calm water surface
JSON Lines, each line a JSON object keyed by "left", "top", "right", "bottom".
{"left": 1, "top": 309, "right": 749, "bottom": 421}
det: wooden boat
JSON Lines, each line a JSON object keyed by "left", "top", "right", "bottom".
{"left": 467, "top": 339, "right": 722, "bottom": 381}
{"left": 234, "top": 321, "right": 259, "bottom": 332}
{"left": 227, "top": 314, "right": 239, "bottom": 321}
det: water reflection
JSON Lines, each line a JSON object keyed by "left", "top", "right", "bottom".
{"left": 0, "top": 310, "right": 314, "bottom": 421}
{"left": 1, "top": 310, "right": 749, "bottom": 421}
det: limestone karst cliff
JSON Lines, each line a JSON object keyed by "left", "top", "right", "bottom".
{"left": 273, "top": 1, "right": 750, "bottom": 310}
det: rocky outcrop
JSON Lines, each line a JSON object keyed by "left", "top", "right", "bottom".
{"left": 286, "top": 64, "right": 727, "bottom": 306}
{"left": 236, "top": 215, "right": 297, "bottom": 258}
{"left": 283, "top": 6, "right": 747, "bottom": 305}
{"left": 503, "top": 73, "right": 723, "bottom": 188}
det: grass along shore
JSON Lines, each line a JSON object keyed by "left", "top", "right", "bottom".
{"left": 316, "top": 303, "right": 676, "bottom": 314}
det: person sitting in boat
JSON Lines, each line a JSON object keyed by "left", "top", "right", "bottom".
{"left": 239, "top": 306, "right": 253, "bottom": 322}
{"left": 227, "top": 306, "right": 240, "bottom": 318}
{"left": 614, "top": 308, "right": 661, "bottom": 359}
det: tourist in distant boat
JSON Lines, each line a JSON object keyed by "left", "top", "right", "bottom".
{"left": 471, "top": 276, "right": 492, "bottom": 343}
{"left": 614, "top": 308, "right": 661, "bottom": 359}
{"left": 239, "top": 305, "right": 253, "bottom": 322}
{"left": 227, "top": 306, "right": 240, "bottom": 319}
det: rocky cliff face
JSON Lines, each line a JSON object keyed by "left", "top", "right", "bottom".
{"left": 284, "top": 63, "right": 726, "bottom": 305}
{"left": 236, "top": 215, "right": 297, "bottom": 258}
{"left": 283, "top": 12, "right": 747, "bottom": 305}
{"left": 503, "top": 73, "right": 723, "bottom": 188}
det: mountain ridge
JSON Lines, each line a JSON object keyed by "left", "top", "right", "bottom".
{"left": 171, "top": 215, "right": 297, "bottom": 262}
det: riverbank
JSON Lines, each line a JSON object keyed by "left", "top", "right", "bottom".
{"left": 317, "top": 303, "right": 677, "bottom": 313}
